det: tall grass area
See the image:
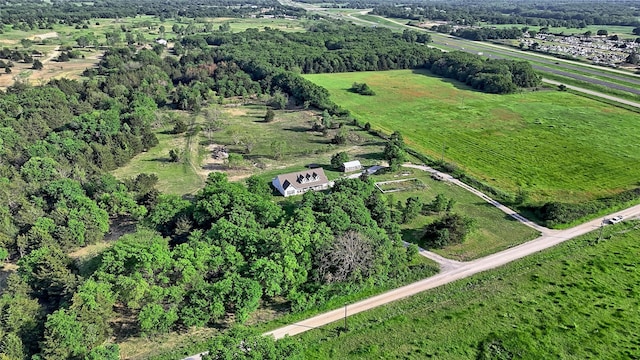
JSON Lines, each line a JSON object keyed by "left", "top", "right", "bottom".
{"left": 294, "top": 221, "right": 640, "bottom": 359}
{"left": 111, "top": 123, "right": 205, "bottom": 195}
{"left": 305, "top": 70, "right": 640, "bottom": 204}
{"left": 374, "top": 169, "right": 538, "bottom": 261}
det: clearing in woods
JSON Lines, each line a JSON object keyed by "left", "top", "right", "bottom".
{"left": 112, "top": 103, "right": 388, "bottom": 195}
{"left": 373, "top": 169, "right": 538, "bottom": 261}
{"left": 305, "top": 69, "right": 640, "bottom": 204}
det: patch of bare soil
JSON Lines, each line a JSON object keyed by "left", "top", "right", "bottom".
{"left": 224, "top": 107, "right": 248, "bottom": 116}
{"left": 28, "top": 32, "right": 59, "bottom": 41}
{"left": 199, "top": 143, "right": 228, "bottom": 175}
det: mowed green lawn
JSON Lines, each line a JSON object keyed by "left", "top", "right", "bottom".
{"left": 305, "top": 70, "right": 640, "bottom": 203}
{"left": 374, "top": 169, "right": 538, "bottom": 261}
{"left": 294, "top": 222, "right": 640, "bottom": 359}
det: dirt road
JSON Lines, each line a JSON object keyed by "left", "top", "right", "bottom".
{"left": 183, "top": 198, "right": 640, "bottom": 360}
{"left": 401, "top": 163, "right": 552, "bottom": 234}
{"left": 264, "top": 203, "right": 640, "bottom": 339}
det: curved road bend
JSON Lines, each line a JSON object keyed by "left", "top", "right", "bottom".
{"left": 265, "top": 202, "right": 640, "bottom": 340}
{"left": 282, "top": 0, "right": 640, "bottom": 98}
{"left": 339, "top": 10, "right": 640, "bottom": 96}
{"left": 183, "top": 202, "right": 640, "bottom": 359}
{"left": 376, "top": 15, "right": 640, "bottom": 84}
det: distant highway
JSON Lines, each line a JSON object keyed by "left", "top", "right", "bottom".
{"left": 312, "top": 4, "right": 640, "bottom": 99}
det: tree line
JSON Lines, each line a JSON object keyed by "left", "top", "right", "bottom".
{"left": 372, "top": 1, "right": 640, "bottom": 28}
{"left": 0, "top": 19, "right": 540, "bottom": 358}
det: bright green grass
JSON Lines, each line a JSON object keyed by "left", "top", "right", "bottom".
{"left": 209, "top": 104, "right": 386, "bottom": 180}
{"left": 294, "top": 221, "right": 640, "bottom": 359}
{"left": 305, "top": 70, "right": 640, "bottom": 204}
{"left": 374, "top": 169, "right": 538, "bottom": 261}
{"left": 111, "top": 127, "right": 205, "bottom": 195}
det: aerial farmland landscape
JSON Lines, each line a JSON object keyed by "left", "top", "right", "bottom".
{"left": 0, "top": 0, "right": 639, "bottom": 359}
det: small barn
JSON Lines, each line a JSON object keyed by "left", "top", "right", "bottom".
{"left": 272, "top": 168, "right": 331, "bottom": 197}
{"left": 341, "top": 160, "right": 362, "bottom": 173}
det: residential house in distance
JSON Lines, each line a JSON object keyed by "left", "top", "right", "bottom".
{"left": 272, "top": 168, "right": 331, "bottom": 197}
{"left": 341, "top": 160, "right": 362, "bottom": 173}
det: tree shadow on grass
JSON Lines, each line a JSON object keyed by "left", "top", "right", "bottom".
{"left": 410, "top": 69, "right": 483, "bottom": 93}
{"left": 283, "top": 126, "right": 311, "bottom": 133}
{"left": 359, "top": 152, "right": 385, "bottom": 161}
{"left": 307, "top": 138, "right": 333, "bottom": 145}
{"left": 144, "top": 157, "right": 174, "bottom": 163}
{"left": 401, "top": 228, "right": 424, "bottom": 245}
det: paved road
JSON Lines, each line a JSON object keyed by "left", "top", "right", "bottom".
{"left": 183, "top": 176, "right": 640, "bottom": 359}
{"left": 336, "top": 8, "right": 640, "bottom": 99}
{"left": 264, "top": 203, "right": 640, "bottom": 339}
{"left": 542, "top": 79, "right": 640, "bottom": 109}
{"left": 374, "top": 15, "right": 640, "bottom": 88}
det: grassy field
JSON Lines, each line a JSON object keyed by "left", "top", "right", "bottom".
{"left": 294, "top": 221, "right": 640, "bottom": 359}
{"left": 111, "top": 116, "right": 206, "bottom": 195}
{"left": 373, "top": 169, "right": 538, "bottom": 261}
{"left": 305, "top": 70, "right": 640, "bottom": 204}
{"left": 112, "top": 104, "right": 388, "bottom": 195}
{"left": 207, "top": 103, "right": 387, "bottom": 183}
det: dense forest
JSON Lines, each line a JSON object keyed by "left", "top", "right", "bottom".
{"left": 369, "top": 0, "right": 640, "bottom": 28}
{"left": 0, "top": 14, "right": 542, "bottom": 358}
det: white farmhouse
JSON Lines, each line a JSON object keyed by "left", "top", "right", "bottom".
{"left": 272, "top": 168, "right": 331, "bottom": 197}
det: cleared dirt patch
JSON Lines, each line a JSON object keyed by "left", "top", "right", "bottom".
{"left": 28, "top": 32, "right": 59, "bottom": 41}
{"left": 375, "top": 178, "right": 426, "bottom": 193}
{"left": 224, "top": 107, "right": 249, "bottom": 116}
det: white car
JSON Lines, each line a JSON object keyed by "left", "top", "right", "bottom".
{"left": 609, "top": 216, "right": 624, "bottom": 224}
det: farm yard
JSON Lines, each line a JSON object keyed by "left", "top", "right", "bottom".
{"left": 375, "top": 178, "right": 426, "bottom": 193}
{"left": 372, "top": 169, "right": 539, "bottom": 261}
{"left": 305, "top": 69, "right": 640, "bottom": 204}
{"left": 112, "top": 103, "right": 388, "bottom": 195}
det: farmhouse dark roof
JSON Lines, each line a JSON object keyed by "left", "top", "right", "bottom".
{"left": 275, "top": 168, "right": 329, "bottom": 190}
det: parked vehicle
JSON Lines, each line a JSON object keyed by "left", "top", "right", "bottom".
{"left": 608, "top": 215, "right": 624, "bottom": 224}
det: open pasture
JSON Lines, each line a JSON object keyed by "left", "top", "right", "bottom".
{"left": 296, "top": 222, "right": 640, "bottom": 359}
{"left": 305, "top": 70, "right": 640, "bottom": 204}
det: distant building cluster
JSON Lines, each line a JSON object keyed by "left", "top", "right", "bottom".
{"left": 522, "top": 33, "right": 639, "bottom": 66}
